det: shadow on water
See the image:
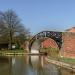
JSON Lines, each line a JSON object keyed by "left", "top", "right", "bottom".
{"left": 0, "top": 55, "right": 75, "bottom": 75}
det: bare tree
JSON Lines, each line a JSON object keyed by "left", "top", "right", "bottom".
{"left": 0, "top": 10, "right": 30, "bottom": 50}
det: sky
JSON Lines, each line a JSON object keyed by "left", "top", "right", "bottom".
{"left": 0, "top": 0, "right": 75, "bottom": 35}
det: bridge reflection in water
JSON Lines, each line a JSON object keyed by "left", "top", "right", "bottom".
{"left": 0, "top": 55, "right": 74, "bottom": 75}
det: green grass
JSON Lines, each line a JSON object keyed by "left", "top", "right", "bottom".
{"left": 49, "top": 56, "right": 75, "bottom": 65}
{"left": 0, "top": 49, "right": 25, "bottom": 53}
{"left": 41, "top": 48, "right": 75, "bottom": 65}
{"left": 40, "top": 47, "right": 59, "bottom": 58}
{"left": 58, "top": 57, "right": 75, "bottom": 65}
{"left": 0, "top": 49, "right": 27, "bottom": 56}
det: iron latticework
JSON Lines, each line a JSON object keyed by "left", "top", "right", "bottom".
{"left": 29, "top": 31, "right": 62, "bottom": 51}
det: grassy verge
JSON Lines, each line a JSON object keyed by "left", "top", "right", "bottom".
{"left": 59, "top": 57, "right": 75, "bottom": 65}
{"left": 0, "top": 49, "right": 27, "bottom": 56}
{"left": 48, "top": 56, "right": 75, "bottom": 65}
{"left": 40, "top": 48, "right": 75, "bottom": 65}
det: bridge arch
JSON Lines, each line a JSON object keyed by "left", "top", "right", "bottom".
{"left": 29, "top": 31, "right": 62, "bottom": 52}
{"left": 41, "top": 38, "right": 59, "bottom": 49}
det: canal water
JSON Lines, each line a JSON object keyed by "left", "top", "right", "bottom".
{"left": 0, "top": 55, "right": 75, "bottom": 75}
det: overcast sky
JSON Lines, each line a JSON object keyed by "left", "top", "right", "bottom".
{"left": 0, "top": 0, "right": 75, "bottom": 34}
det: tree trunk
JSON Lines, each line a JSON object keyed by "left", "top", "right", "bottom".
{"left": 9, "top": 30, "right": 12, "bottom": 50}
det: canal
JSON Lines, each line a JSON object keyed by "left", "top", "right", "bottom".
{"left": 0, "top": 55, "right": 75, "bottom": 75}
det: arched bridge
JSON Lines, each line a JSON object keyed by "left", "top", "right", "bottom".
{"left": 29, "top": 31, "right": 62, "bottom": 52}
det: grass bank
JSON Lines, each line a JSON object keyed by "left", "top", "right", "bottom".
{"left": 48, "top": 56, "right": 75, "bottom": 65}
{"left": 40, "top": 47, "right": 75, "bottom": 65}
{"left": 0, "top": 49, "right": 27, "bottom": 56}
{"left": 46, "top": 57, "right": 75, "bottom": 72}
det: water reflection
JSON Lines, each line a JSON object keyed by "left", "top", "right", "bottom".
{"left": 0, "top": 56, "right": 74, "bottom": 75}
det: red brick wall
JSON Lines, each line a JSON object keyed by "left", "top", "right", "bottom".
{"left": 41, "top": 32, "right": 75, "bottom": 58}
{"left": 41, "top": 38, "right": 58, "bottom": 49}
{"left": 61, "top": 32, "right": 75, "bottom": 58}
